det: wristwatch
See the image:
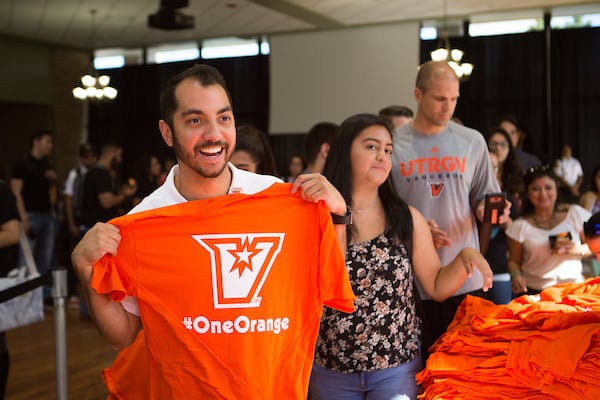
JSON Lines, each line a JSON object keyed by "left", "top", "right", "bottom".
{"left": 331, "top": 207, "right": 352, "bottom": 225}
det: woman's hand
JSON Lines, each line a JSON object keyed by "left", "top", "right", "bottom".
{"left": 511, "top": 273, "right": 527, "bottom": 295}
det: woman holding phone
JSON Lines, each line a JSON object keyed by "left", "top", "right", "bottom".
{"left": 506, "top": 165, "right": 591, "bottom": 296}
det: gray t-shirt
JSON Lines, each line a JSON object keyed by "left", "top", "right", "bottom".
{"left": 392, "top": 121, "right": 500, "bottom": 298}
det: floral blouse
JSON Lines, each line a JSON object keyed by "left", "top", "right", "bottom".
{"left": 314, "top": 231, "right": 421, "bottom": 373}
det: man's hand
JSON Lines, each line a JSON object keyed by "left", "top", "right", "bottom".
{"left": 476, "top": 197, "right": 512, "bottom": 225}
{"left": 290, "top": 173, "right": 347, "bottom": 216}
{"left": 428, "top": 219, "right": 451, "bottom": 248}
{"left": 71, "top": 222, "right": 121, "bottom": 281}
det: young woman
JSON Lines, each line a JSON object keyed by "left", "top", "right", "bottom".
{"left": 487, "top": 126, "right": 524, "bottom": 212}
{"left": 507, "top": 166, "right": 591, "bottom": 295}
{"left": 580, "top": 164, "right": 600, "bottom": 214}
{"left": 309, "top": 113, "right": 492, "bottom": 399}
{"left": 229, "top": 125, "right": 279, "bottom": 176}
{"left": 482, "top": 126, "right": 523, "bottom": 304}
{"left": 285, "top": 154, "right": 305, "bottom": 183}
{"left": 130, "top": 153, "right": 162, "bottom": 207}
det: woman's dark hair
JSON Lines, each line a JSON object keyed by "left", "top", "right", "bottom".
{"left": 323, "top": 113, "right": 413, "bottom": 251}
{"left": 487, "top": 126, "right": 524, "bottom": 196}
{"left": 131, "top": 153, "right": 158, "bottom": 182}
{"left": 520, "top": 165, "right": 562, "bottom": 216}
{"left": 587, "top": 164, "right": 600, "bottom": 194}
{"left": 234, "top": 125, "right": 279, "bottom": 176}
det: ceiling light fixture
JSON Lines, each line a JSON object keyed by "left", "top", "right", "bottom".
{"left": 72, "top": 9, "right": 118, "bottom": 101}
{"left": 430, "top": 0, "right": 474, "bottom": 81}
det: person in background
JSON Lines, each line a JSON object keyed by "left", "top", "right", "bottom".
{"left": 0, "top": 178, "right": 20, "bottom": 399}
{"left": 580, "top": 164, "right": 600, "bottom": 214}
{"left": 507, "top": 166, "right": 591, "bottom": 296}
{"left": 486, "top": 126, "right": 525, "bottom": 213}
{"left": 304, "top": 122, "right": 339, "bottom": 174}
{"left": 157, "top": 155, "right": 176, "bottom": 186}
{"left": 497, "top": 114, "right": 542, "bottom": 172}
{"left": 554, "top": 144, "right": 584, "bottom": 204}
{"left": 10, "top": 130, "right": 58, "bottom": 300}
{"left": 130, "top": 153, "right": 162, "bottom": 207}
{"left": 391, "top": 61, "right": 508, "bottom": 359}
{"left": 584, "top": 212, "right": 600, "bottom": 259}
{"left": 80, "top": 142, "right": 137, "bottom": 231}
{"left": 285, "top": 154, "right": 305, "bottom": 183}
{"left": 481, "top": 150, "right": 517, "bottom": 304}
{"left": 483, "top": 126, "right": 523, "bottom": 304}
{"left": 378, "top": 105, "right": 414, "bottom": 130}
{"left": 229, "top": 124, "right": 279, "bottom": 175}
{"left": 62, "top": 142, "right": 97, "bottom": 306}
{"left": 310, "top": 113, "right": 492, "bottom": 399}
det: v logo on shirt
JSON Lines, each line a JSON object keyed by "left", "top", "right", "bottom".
{"left": 193, "top": 233, "right": 285, "bottom": 309}
{"left": 429, "top": 183, "right": 445, "bottom": 197}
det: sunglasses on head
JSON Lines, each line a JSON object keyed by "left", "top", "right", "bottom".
{"left": 584, "top": 221, "right": 600, "bottom": 238}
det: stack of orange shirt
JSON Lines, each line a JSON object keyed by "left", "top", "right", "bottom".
{"left": 417, "top": 278, "right": 600, "bottom": 399}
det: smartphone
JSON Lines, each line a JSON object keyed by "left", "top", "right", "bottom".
{"left": 549, "top": 232, "right": 572, "bottom": 248}
{"left": 483, "top": 192, "right": 506, "bottom": 224}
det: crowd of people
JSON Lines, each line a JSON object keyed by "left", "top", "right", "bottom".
{"left": 2, "top": 60, "right": 599, "bottom": 399}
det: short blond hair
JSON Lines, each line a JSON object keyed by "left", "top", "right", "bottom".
{"left": 416, "top": 61, "right": 458, "bottom": 92}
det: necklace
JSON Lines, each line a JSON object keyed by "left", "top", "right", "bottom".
{"left": 353, "top": 201, "right": 380, "bottom": 215}
{"left": 533, "top": 212, "right": 556, "bottom": 229}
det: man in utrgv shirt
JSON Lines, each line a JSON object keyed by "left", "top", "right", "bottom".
{"left": 391, "top": 61, "right": 510, "bottom": 360}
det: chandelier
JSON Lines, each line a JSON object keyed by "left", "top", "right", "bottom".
{"left": 72, "top": 9, "right": 118, "bottom": 101}
{"left": 429, "top": 0, "right": 474, "bottom": 80}
{"left": 72, "top": 72, "right": 117, "bottom": 100}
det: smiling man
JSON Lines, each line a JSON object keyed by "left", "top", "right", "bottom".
{"left": 71, "top": 64, "right": 354, "bottom": 398}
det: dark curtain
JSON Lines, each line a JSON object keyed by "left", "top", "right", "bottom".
{"left": 550, "top": 27, "right": 600, "bottom": 185}
{"left": 88, "top": 28, "right": 600, "bottom": 185}
{"left": 88, "top": 55, "right": 269, "bottom": 176}
{"left": 420, "top": 27, "right": 600, "bottom": 184}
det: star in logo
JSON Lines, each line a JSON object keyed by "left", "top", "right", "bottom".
{"left": 227, "top": 238, "right": 262, "bottom": 277}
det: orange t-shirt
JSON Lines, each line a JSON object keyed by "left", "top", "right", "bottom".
{"left": 91, "top": 183, "right": 355, "bottom": 399}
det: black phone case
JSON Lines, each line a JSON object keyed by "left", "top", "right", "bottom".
{"left": 483, "top": 193, "right": 506, "bottom": 224}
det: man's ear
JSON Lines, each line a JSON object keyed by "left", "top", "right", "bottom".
{"left": 159, "top": 120, "right": 173, "bottom": 147}
{"left": 414, "top": 87, "right": 422, "bottom": 104}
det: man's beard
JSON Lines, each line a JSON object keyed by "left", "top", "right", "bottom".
{"left": 171, "top": 129, "right": 229, "bottom": 178}
{"left": 110, "top": 156, "right": 121, "bottom": 171}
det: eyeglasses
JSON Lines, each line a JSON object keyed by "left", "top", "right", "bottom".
{"left": 488, "top": 141, "right": 509, "bottom": 149}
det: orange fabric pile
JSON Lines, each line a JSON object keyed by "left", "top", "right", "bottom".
{"left": 416, "top": 277, "right": 600, "bottom": 399}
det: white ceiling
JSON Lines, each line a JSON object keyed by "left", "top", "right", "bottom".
{"left": 0, "top": 0, "right": 599, "bottom": 51}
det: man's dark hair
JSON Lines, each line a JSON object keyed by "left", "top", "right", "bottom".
{"left": 584, "top": 212, "right": 600, "bottom": 239}
{"left": 378, "top": 105, "right": 414, "bottom": 119}
{"left": 99, "top": 141, "right": 122, "bottom": 157}
{"left": 29, "top": 129, "right": 52, "bottom": 150}
{"left": 78, "top": 142, "right": 97, "bottom": 158}
{"left": 304, "top": 122, "right": 339, "bottom": 165}
{"left": 160, "top": 64, "right": 232, "bottom": 128}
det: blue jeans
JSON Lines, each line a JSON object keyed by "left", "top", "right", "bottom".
{"left": 489, "top": 273, "right": 512, "bottom": 305}
{"left": 309, "top": 356, "right": 423, "bottom": 400}
{"left": 20, "top": 212, "right": 57, "bottom": 298}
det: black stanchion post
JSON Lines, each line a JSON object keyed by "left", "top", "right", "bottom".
{"left": 51, "top": 267, "right": 68, "bottom": 400}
